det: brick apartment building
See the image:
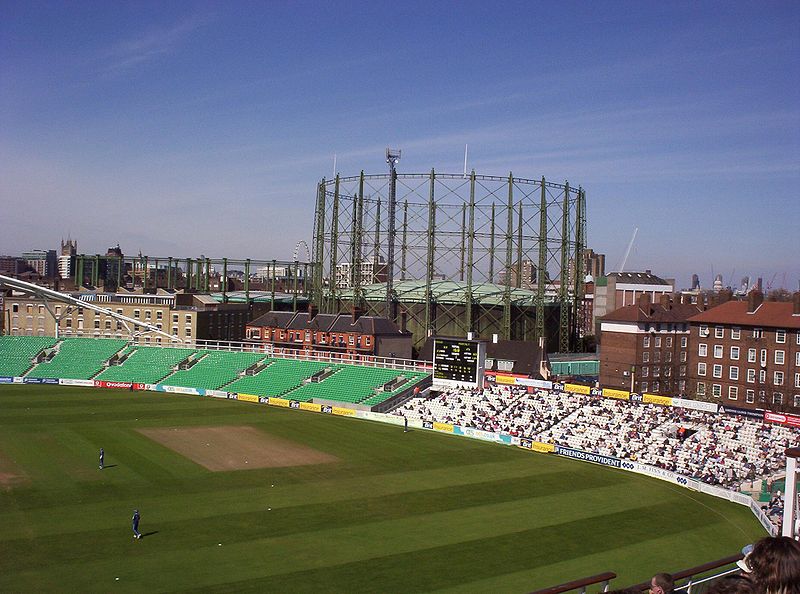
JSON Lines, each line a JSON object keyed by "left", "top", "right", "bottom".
{"left": 599, "top": 293, "right": 701, "bottom": 396}
{"left": 246, "top": 307, "right": 413, "bottom": 359}
{"left": 2, "top": 289, "right": 258, "bottom": 343}
{"left": 687, "top": 291, "right": 800, "bottom": 410}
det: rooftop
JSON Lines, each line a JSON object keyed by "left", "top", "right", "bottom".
{"left": 688, "top": 300, "right": 800, "bottom": 330}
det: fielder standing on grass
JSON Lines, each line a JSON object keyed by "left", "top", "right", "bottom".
{"left": 99, "top": 448, "right": 104, "bottom": 470}
{"left": 132, "top": 509, "right": 141, "bottom": 539}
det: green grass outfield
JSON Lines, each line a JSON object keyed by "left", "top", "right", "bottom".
{"left": 0, "top": 385, "right": 764, "bottom": 593}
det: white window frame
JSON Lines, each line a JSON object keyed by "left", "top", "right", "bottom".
{"left": 776, "top": 329, "right": 786, "bottom": 344}
{"left": 714, "top": 326, "right": 724, "bottom": 339}
{"left": 748, "top": 348, "right": 756, "bottom": 363}
{"left": 747, "top": 369, "right": 756, "bottom": 383}
{"left": 729, "top": 366, "right": 739, "bottom": 380}
{"left": 697, "top": 362, "right": 706, "bottom": 376}
{"left": 713, "top": 345, "right": 723, "bottom": 359}
{"left": 697, "top": 382, "right": 706, "bottom": 396}
{"left": 681, "top": 336, "right": 687, "bottom": 348}
{"left": 712, "top": 384, "right": 722, "bottom": 398}
{"left": 698, "top": 344, "right": 708, "bottom": 357}
{"left": 746, "top": 389, "right": 755, "bottom": 404}
{"left": 775, "top": 350, "right": 785, "bottom": 365}
{"left": 730, "top": 346, "right": 739, "bottom": 360}
{"left": 643, "top": 336, "right": 650, "bottom": 348}
{"left": 731, "top": 327, "right": 740, "bottom": 340}
{"left": 728, "top": 386, "right": 738, "bottom": 400}
{"left": 775, "top": 371, "right": 784, "bottom": 386}
{"left": 713, "top": 364, "right": 723, "bottom": 378}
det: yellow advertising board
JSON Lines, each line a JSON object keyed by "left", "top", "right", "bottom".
{"left": 269, "top": 398, "right": 290, "bottom": 408}
{"left": 236, "top": 393, "right": 259, "bottom": 403}
{"left": 332, "top": 406, "right": 356, "bottom": 417}
{"left": 565, "top": 383, "right": 591, "bottom": 395}
{"left": 602, "top": 388, "right": 630, "bottom": 400}
{"left": 300, "top": 402, "right": 322, "bottom": 413}
{"left": 643, "top": 394, "right": 673, "bottom": 406}
{"left": 532, "top": 442, "right": 555, "bottom": 453}
{"left": 495, "top": 375, "right": 516, "bottom": 385}
{"left": 433, "top": 422, "right": 454, "bottom": 433}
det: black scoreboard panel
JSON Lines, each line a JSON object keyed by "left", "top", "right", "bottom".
{"left": 433, "top": 339, "right": 480, "bottom": 384}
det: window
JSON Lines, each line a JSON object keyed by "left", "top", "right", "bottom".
{"left": 712, "top": 384, "right": 722, "bottom": 398}
{"left": 93, "top": 319, "right": 100, "bottom": 329}
{"left": 759, "top": 390, "right": 766, "bottom": 402}
{"left": 775, "top": 371, "right": 784, "bottom": 386}
{"left": 753, "top": 328, "right": 762, "bottom": 339}
{"left": 679, "top": 380, "right": 686, "bottom": 392}
{"left": 665, "top": 351, "right": 672, "bottom": 362}
{"left": 699, "top": 324, "right": 709, "bottom": 337}
{"left": 348, "top": 336, "right": 354, "bottom": 345}
{"left": 145, "top": 310, "right": 152, "bottom": 320}
{"left": 731, "top": 327, "right": 740, "bottom": 340}
{"left": 697, "top": 362, "right": 707, "bottom": 376}
{"left": 185, "top": 327, "right": 192, "bottom": 337}
{"left": 172, "top": 314, "right": 179, "bottom": 323}
{"left": 760, "top": 369, "right": 767, "bottom": 383}
{"left": 642, "top": 352, "right": 650, "bottom": 363}
{"left": 773, "top": 393, "right": 783, "bottom": 405}
{"left": 697, "top": 382, "right": 706, "bottom": 396}
{"left": 654, "top": 337, "right": 662, "bottom": 348}
{"left": 157, "top": 311, "right": 163, "bottom": 320}
{"left": 699, "top": 344, "right": 708, "bottom": 357}
{"left": 12, "top": 304, "right": 18, "bottom": 313}
{"left": 729, "top": 366, "right": 739, "bottom": 381}
{"left": 795, "top": 373, "right": 800, "bottom": 389}
{"left": 653, "top": 367, "right": 660, "bottom": 377}
{"left": 666, "top": 336, "right": 672, "bottom": 348}
{"left": 761, "top": 349, "right": 767, "bottom": 366}
{"left": 713, "top": 345, "right": 723, "bottom": 358}
{"left": 776, "top": 329, "right": 786, "bottom": 344}
{"left": 664, "top": 366, "right": 672, "bottom": 377}
{"left": 747, "top": 369, "right": 756, "bottom": 383}
{"left": 134, "top": 309, "right": 140, "bottom": 319}
{"left": 641, "top": 382, "right": 648, "bottom": 392}
{"left": 681, "top": 336, "right": 687, "bottom": 348}
{"left": 728, "top": 386, "right": 738, "bottom": 400}
{"left": 642, "top": 367, "right": 649, "bottom": 377}
{"left": 185, "top": 314, "right": 192, "bottom": 324}
{"left": 172, "top": 327, "right": 178, "bottom": 336}
{"left": 746, "top": 390, "right": 755, "bottom": 404}
{"left": 775, "top": 351, "right": 785, "bottom": 365}
{"left": 654, "top": 351, "right": 661, "bottom": 362}
{"left": 730, "top": 346, "right": 739, "bottom": 360}
{"left": 797, "top": 352, "right": 800, "bottom": 366}
{"left": 797, "top": 333, "right": 800, "bottom": 345}
{"left": 748, "top": 348, "right": 757, "bottom": 363}
{"left": 713, "top": 364, "right": 722, "bottom": 378}
{"left": 680, "top": 351, "right": 687, "bottom": 362}
{"left": 65, "top": 318, "right": 72, "bottom": 328}
{"left": 643, "top": 336, "right": 650, "bottom": 348}
{"left": 795, "top": 394, "right": 800, "bottom": 408}
{"left": 715, "top": 326, "right": 724, "bottom": 338}
{"left": 105, "top": 320, "right": 111, "bottom": 329}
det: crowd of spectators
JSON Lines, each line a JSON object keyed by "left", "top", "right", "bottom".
{"left": 392, "top": 385, "right": 799, "bottom": 489}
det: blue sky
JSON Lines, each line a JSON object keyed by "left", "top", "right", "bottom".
{"left": 1, "top": 1, "right": 798, "bottom": 289}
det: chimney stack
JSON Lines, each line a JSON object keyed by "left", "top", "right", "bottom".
{"left": 659, "top": 293, "right": 671, "bottom": 310}
{"left": 638, "top": 292, "right": 652, "bottom": 314}
{"left": 793, "top": 291, "right": 800, "bottom": 316}
{"left": 747, "top": 289, "right": 764, "bottom": 313}
{"left": 308, "top": 303, "right": 319, "bottom": 321}
{"left": 351, "top": 305, "right": 363, "bottom": 323}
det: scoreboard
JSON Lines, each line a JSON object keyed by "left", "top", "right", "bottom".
{"left": 433, "top": 338, "right": 486, "bottom": 388}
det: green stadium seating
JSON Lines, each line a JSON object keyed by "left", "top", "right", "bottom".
{"left": 286, "top": 365, "right": 414, "bottom": 404}
{"left": 95, "top": 346, "right": 196, "bottom": 384}
{"left": 27, "top": 338, "right": 127, "bottom": 380}
{"left": 162, "top": 350, "right": 266, "bottom": 390}
{"left": 225, "top": 359, "right": 330, "bottom": 397}
{"left": 0, "top": 336, "right": 58, "bottom": 377}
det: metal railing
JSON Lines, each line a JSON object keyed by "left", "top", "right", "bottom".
{"left": 528, "top": 572, "right": 616, "bottom": 594}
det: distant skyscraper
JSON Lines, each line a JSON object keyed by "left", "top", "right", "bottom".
{"left": 59, "top": 238, "right": 77, "bottom": 280}
{"left": 691, "top": 274, "right": 700, "bottom": 290}
{"left": 713, "top": 274, "right": 723, "bottom": 293}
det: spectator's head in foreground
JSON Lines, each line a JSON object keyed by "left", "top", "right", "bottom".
{"left": 737, "top": 536, "right": 800, "bottom": 594}
{"left": 650, "top": 573, "right": 675, "bottom": 594}
{"left": 707, "top": 575, "right": 755, "bottom": 594}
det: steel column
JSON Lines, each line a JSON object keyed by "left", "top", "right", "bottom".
{"left": 536, "top": 178, "right": 548, "bottom": 342}
{"left": 502, "top": 173, "right": 514, "bottom": 339}
{"left": 559, "top": 182, "right": 570, "bottom": 353}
